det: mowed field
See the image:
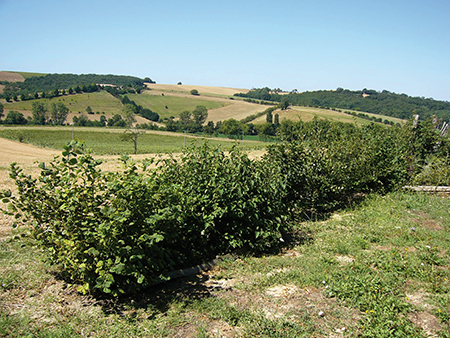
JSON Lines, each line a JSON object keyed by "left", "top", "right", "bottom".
{"left": 145, "top": 83, "right": 249, "bottom": 97}
{"left": 252, "top": 105, "right": 404, "bottom": 125}
{"left": 0, "top": 71, "right": 25, "bottom": 83}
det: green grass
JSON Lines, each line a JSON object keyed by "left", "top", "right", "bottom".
{"left": 3, "top": 92, "right": 123, "bottom": 115}
{"left": 0, "top": 127, "right": 267, "bottom": 154}
{"left": 127, "top": 93, "right": 226, "bottom": 119}
{"left": 16, "top": 71, "right": 47, "bottom": 79}
{"left": 1, "top": 190, "right": 449, "bottom": 337}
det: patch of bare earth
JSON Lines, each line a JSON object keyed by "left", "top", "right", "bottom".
{"left": 1, "top": 277, "right": 100, "bottom": 331}
{"left": 404, "top": 288, "right": 448, "bottom": 336}
{"left": 207, "top": 271, "right": 361, "bottom": 336}
{"left": 408, "top": 311, "right": 446, "bottom": 337}
{"left": 410, "top": 211, "right": 444, "bottom": 231}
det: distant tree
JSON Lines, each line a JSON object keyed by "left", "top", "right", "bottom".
{"left": 68, "top": 87, "right": 74, "bottom": 94}
{"left": 179, "top": 110, "right": 192, "bottom": 129}
{"left": 121, "top": 104, "right": 143, "bottom": 154}
{"left": 86, "top": 106, "right": 93, "bottom": 114}
{"left": 192, "top": 105, "right": 208, "bottom": 131}
{"left": 4, "top": 111, "right": 27, "bottom": 125}
{"left": 177, "top": 82, "right": 182, "bottom": 85}
{"left": 190, "top": 89, "right": 199, "bottom": 96}
{"left": 0, "top": 103, "right": 4, "bottom": 121}
{"left": 50, "top": 102, "right": 69, "bottom": 125}
{"left": 108, "top": 114, "right": 126, "bottom": 127}
{"left": 32, "top": 101, "right": 48, "bottom": 125}
{"left": 99, "top": 115, "right": 107, "bottom": 127}
{"left": 274, "top": 113, "right": 280, "bottom": 127}
{"left": 204, "top": 121, "right": 215, "bottom": 134}
{"left": 144, "top": 77, "right": 155, "bottom": 84}
{"left": 279, "top": 97, "right": 289, "bottom": 110}
{"left": 73, "top": 114, "right": 89, "bottom": 126}
{"left": 255, "top": 122, "right": 276, "bottom": 140}
{"left": 53, "top": 88, "right": 59, "bottom": 97}
{"left": 220, "top": 119, "right": 249, "bottom": 138}
{"left": 266, "top": 110, "right": 273, "bottom": 124}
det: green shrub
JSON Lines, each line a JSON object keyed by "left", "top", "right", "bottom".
{"left": 1, "top": 141, "right": 289, "bottom": 296}
{"left": 412, "top": 156, "right": 450, "bottom": 186}
{"left": 266, "top": 119, "right": 410, "bottom": 215}
{"left": 157, "top": 143, "right": 289, "bottom": 255}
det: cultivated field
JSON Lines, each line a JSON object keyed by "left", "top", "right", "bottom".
{"left": 0, "top": 71, "right": 25, "bottom": 83}
{"left": 145, "top": 83, "right": 249, "bottom": 97}
{"left": 252, "top": 106, "right": 404, "bottom": 125}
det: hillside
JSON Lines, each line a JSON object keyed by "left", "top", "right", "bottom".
{"left": 236, "top": 87, "right": 450, "bottom": 121}
{"left": 0, "top": 71, "right": 407, "bottom": 127}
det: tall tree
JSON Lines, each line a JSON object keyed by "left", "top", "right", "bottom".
{"left": 274, "top": 113, "right": 280, "bottom": 127}
{"left": 121, "top": 104, "right": 142, "bottom": 154}
{"left": 179, "top": 110, "right": 192, "bottom": 130}
{"left": 50, "top": 102, "right": 69, "bottom": 125}
{"left": 0, "top": 102, "right": 4, "bottom": 121}
{"left": 32, "top": 101, "right": 48, "bottom": 125}
{"left": 266, "top": 110, "right": 273, "bottom": 124}
{"left": 192, "top": 105, "right": 208, "bottom": 125}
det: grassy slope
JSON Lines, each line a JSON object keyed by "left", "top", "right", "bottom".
{"left": 3, "top": 91, "right": 123, "bottom": 114}
{"left": 1, "top": 191, "right": 448, "bottom": 337}
{"left": 127, "top": 92, "right": 226, "bottom": 120}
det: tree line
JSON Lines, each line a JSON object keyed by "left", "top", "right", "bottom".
{"left": 235, "top": 87, "right": 450, "bottom": 121}
{"left": 0, "top": 73, "right": 154, "bottom": 101}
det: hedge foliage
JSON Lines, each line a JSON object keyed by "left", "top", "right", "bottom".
{"left": 1, "top": 117, "right": 449, "bottom": 296}
{"left": 1, "top": 142, "right": 288, "bottom": 296}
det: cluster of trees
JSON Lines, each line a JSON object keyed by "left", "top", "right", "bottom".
{"left": 166, "top": 106, "right": 208, "bottom": 133}
{"left": 0, "top": 75, "right": 154, "bottom": 104}
{"left": 0, "top": 73, "right": 152, "bottom": 100}
{"left": 0, "top": 101, "right": 71, "bottom": 126}
{"left": 235, "top": 87, "right": 450, "bottom": 121}
{"left": 29, "top": 101, "right": 70, "bottom": 125}
{"left": 0, "top": 102, "right": 28, "bottom": 125}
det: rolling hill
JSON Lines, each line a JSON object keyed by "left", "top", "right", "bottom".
{"left": 0, "top": 71, "right": 405, "bottom": 126}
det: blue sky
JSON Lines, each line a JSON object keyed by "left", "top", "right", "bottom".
{"left": 1, "top": 0, "right": 449, "bottom": 100}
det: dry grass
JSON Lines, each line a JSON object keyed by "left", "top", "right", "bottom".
{"left": 145, "top": 83, "right": 248, "bottom": 96}
{"left": 0, "top": 71, "right": 24, "bottom": 83}
{"left": 252, "top": 106, "right": 403, "bottom": 125}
